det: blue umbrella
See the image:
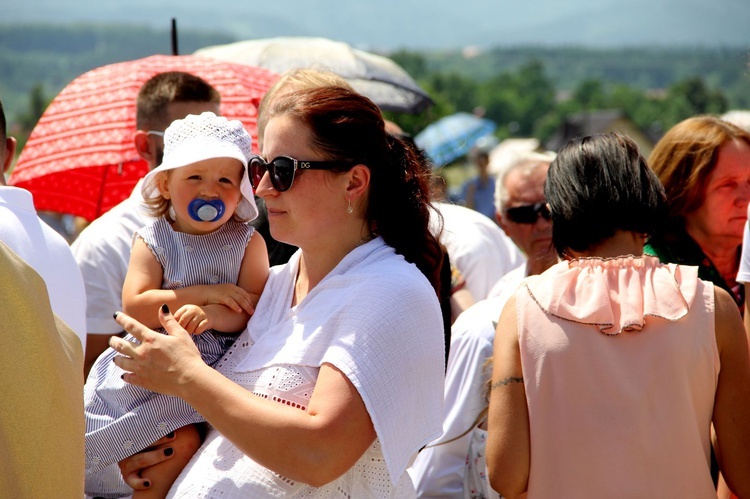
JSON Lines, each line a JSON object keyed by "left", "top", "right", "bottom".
{"left": 414, "top": 112, "right": 497, "bottom": 167}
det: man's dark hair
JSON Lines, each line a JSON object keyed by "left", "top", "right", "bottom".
{"left": 0, "top": 97, "right": 7, "bottom": 141}
{"left": 135, "top": 71, "right": 220, "bottom": 130}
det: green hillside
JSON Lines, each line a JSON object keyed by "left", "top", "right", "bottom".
{"left": 0, "top": 23, "right": 234, "bottom": 125}
{"left": 2, "top": 23, "right": 748, "bottom": 147}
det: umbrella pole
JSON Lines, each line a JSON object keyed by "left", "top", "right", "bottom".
{"left": 171, "top": 18, "right": 179, "bottom": 56}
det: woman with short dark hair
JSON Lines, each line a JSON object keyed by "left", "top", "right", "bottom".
{"left": 486, "top": 133, "right": 750, "bottom": 498}
{"left": 545, "top": 132, "right": 667, "bottom": 256}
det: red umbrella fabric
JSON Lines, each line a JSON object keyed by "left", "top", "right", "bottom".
{"left": 9, "top": 54, "right": 278, "bottom": 222}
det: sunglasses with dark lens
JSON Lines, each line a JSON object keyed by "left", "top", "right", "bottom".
{"left": 248, "top": 155, "right": 349, "bottom": 192}
{"left": 504, "top": 202, "right": 551, "bottom": 224}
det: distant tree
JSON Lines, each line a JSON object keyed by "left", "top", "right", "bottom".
{"left": 477, "top": 72, "right": 516, "bottom": 137}
{"left": 478, "top": 60, "right": 555, "bottom": 138}
{"left": 533, "top": 94, "right": 581, "bottom": 144}
{"left": 636, "top": 76, "right": 729, "bottom": 134}
{"left": 665, "top": 77, "right": 728, "bottom": 116}
{"left": 534, "top": 112, "right": 566, "bottom": 144}
{"left": 609, "top": 83, "right": 666, "bottom": 138}
{"left": 389, "top": 50, "right": 430, "bottom": 80}
{"left": 425, "top": 72, "right": 479, "bottom": 114}
{"left": 512, "top": 60, "right": 556, "bottom": 135}
{"left": 384, "top": 88, "right": 456, "bottom": 138}
{"left": 572, "top": 79, "right": 607, "bottom": 109}
{"left": 533, "top": 78, "right": 660, "bottom": 143}
{"left": 15, "top": 84, "right": 50, "bottom": 150}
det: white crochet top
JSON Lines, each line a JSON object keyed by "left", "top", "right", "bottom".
{"left": 168, "top": 237, "right": 445, "bottom": 497}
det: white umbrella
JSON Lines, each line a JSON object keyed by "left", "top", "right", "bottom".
{"left": 195, "top": 36, "right": 433, "bottom": 114}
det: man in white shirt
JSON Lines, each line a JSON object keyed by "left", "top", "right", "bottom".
{"left": 0, "top": 98, "right": 87, "bottom": 351}
{"left": 410, "top": 151, "right": 557, "bottom": 497}
{"left": 433, "top": 202, "right": 525, "bottom": 303}
{"left": 72, "top": 72, "right": 221, "bottom": 376}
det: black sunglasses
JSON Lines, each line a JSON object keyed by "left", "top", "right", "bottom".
{"left": 504, "top": 202, "right": 551, "bottom": 224}
{"left": 249, "top": 155, "right": 350, "bottom": 192}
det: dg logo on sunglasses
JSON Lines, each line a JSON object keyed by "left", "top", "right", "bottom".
{"left": 249, "top": 155, "right": 353, "bottom": 192}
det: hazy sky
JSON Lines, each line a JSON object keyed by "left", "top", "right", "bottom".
{"left": 4, "top": 0, "right": 750, "bottom": 50}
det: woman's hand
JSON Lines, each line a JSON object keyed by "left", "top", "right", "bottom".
{"left": 110, "top": 305, "right": 208, "bottom": 398}
{"left": 118, "top": 432, "right": 176, "bottom": 490}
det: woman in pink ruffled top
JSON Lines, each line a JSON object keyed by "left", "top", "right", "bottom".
{"left": 486, "top": 133, "right": 750, "bottom": 499}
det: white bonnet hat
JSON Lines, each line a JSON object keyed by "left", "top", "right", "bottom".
{"left": 141, "top": 111, "right": 258, "bottom": 221}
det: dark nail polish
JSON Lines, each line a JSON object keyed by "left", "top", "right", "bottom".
{"left": 167, "top": 431, "right": 175, "bottom": 439}
{"left": 143, "top": 480, "right": 151, "bottom": 488}
{"left": 164, "top": 447, "right": 174, "bottom": 456}
{"left": 161, "top": 303, "right": 170, "bottom": 314}
{"left": 113, "top": 312, "right": 119, "bottom": 319}
{"left": 120, "top": 374, "right": 125, "bottom": 380}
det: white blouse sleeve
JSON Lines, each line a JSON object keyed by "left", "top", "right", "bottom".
{"left": 737, "top": 220, "right": 750, "bottom": 284}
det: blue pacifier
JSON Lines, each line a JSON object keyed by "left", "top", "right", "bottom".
{"left": 188, "top": 198, "right": 226, "bottom": 222}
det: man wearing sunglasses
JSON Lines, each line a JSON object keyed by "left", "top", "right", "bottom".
{"left": 411, "top": 150, "right": 557, "bottom": 498}
{"left": 491, "top": 152, "right": 558, "bottom": 291}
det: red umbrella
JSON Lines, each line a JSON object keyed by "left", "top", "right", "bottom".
{"left": 9, "top": 54, "right": 278, "bottom": 222}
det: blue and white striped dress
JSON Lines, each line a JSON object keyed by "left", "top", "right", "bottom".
{"left": 83, "top": 217, "right": 254, "bottom": 497}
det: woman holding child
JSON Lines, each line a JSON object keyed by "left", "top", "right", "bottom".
{"left": 109, "top": 86, "right": 446, "bottom": 497}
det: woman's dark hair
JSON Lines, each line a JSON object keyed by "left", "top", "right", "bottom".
{"left": 545, "top": 132, "right": 667, "bottom": 256}
{"left": 266, "top": 86, "right": 444, "bottom": 295}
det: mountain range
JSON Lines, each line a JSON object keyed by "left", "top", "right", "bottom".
{"left": 4, "top": 0, "right": 750, "bottom": 50}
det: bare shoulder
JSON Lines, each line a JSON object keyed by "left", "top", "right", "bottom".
{"left": 713, "top": 286, "right": 745, "bottom": 355}
{"left": 244, "top": 228, "right": 269, "bottom": 262}
{"left": 495, "top": 295, "right": 518, "bottom": 340}
{"left": 493, "top": 296, "right": 520, "bottom": 366}
{"left": 714, "top": 286, "right": 741, "bottom": 319}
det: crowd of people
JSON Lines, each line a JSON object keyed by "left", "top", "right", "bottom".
{"left": 1, "top": 63, "right": 750, "bottom": 498}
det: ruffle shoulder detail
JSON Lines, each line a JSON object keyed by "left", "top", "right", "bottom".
{"left": 523, "top": 255, "right": 698, "bottom": 335}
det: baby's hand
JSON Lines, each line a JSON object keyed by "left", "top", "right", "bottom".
{"left": 174, "top": 304, "right": 210, "bottom": 335}
{"left": 205, "top": 283, "right": 255, "bottom": 315}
